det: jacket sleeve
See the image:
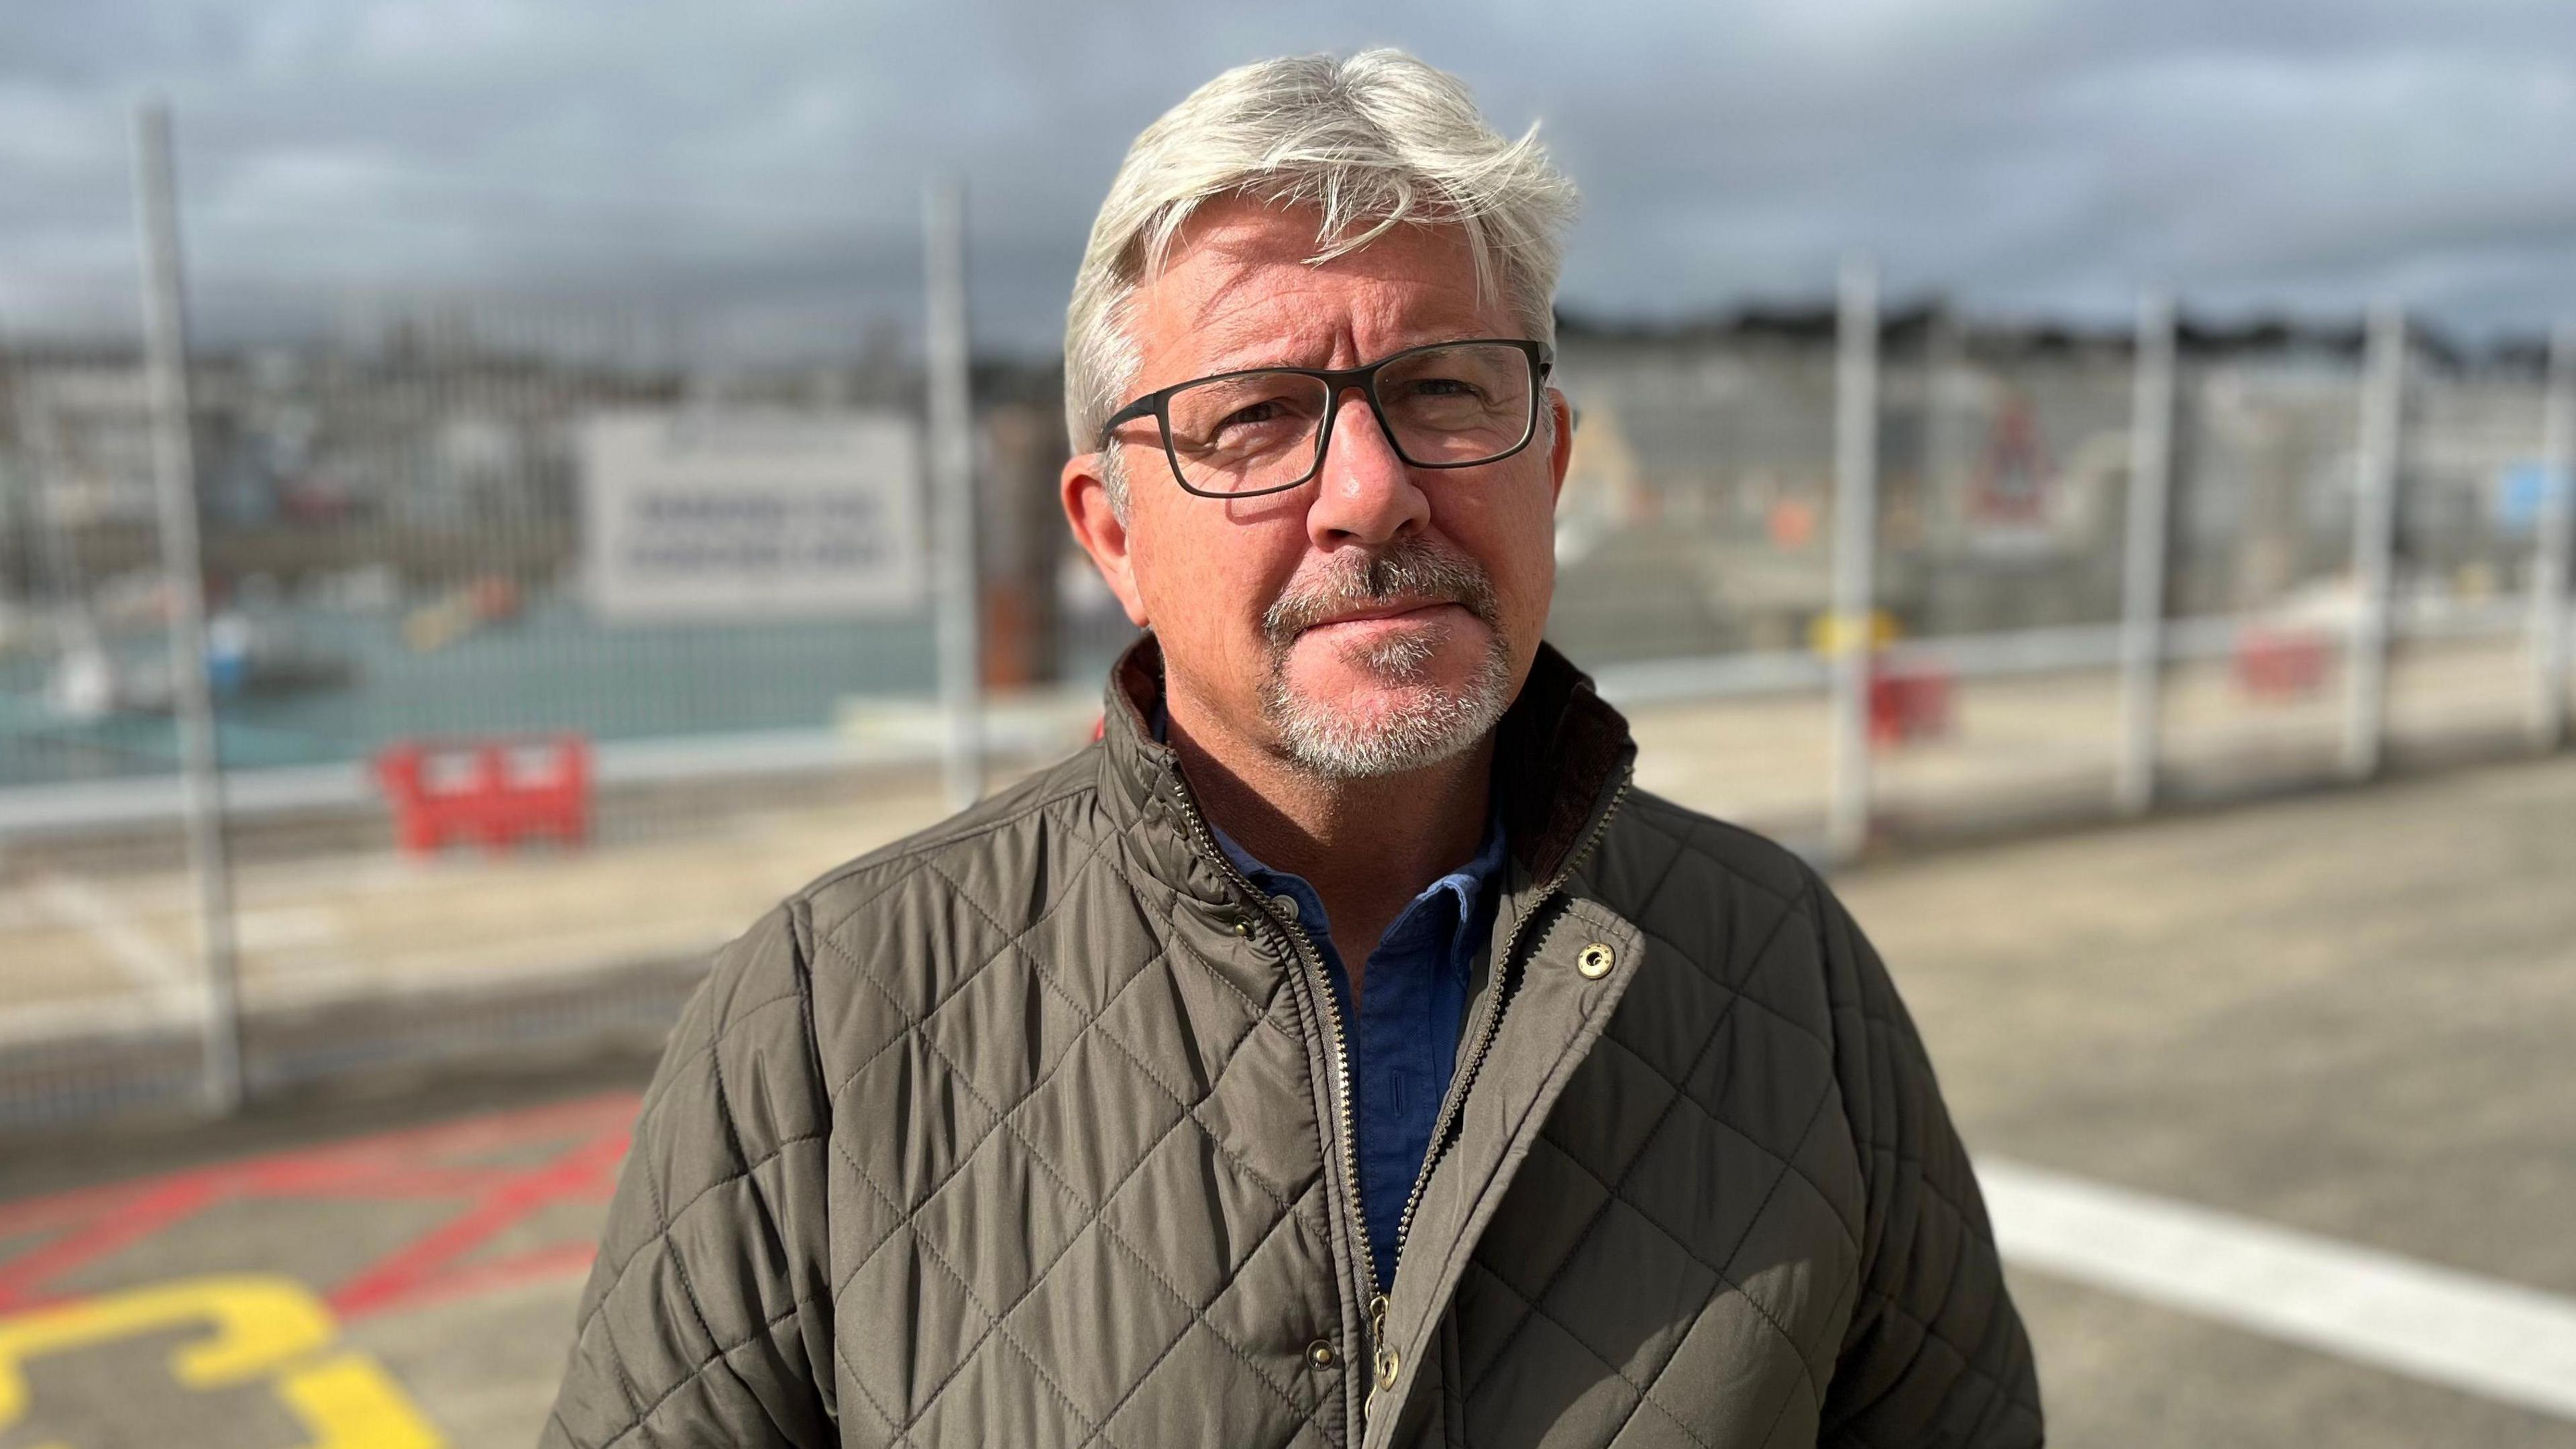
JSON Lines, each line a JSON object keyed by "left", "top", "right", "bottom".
{"left": 545, "top": 903, "right": 840, "bottom": 1448}
{"left": 1811, "top": 877, "right": 2043, "bottom": 1448}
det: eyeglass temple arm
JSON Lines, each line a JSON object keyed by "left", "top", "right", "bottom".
{"left": 1096, "top": 394, "right": 1160, "bottom": 448}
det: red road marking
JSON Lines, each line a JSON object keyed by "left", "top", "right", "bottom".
{"left": 0, "top": 1091, "right": 640, "bottom": 1318}
{"left": 245, "top": 1163, "right": 529, "bottom": 1200}
{"left": 0, "top": 1176, "right": 220, "bottom": 1310}
{"left": 328, "top": 1127, "right": 631, "bottom": 1319}
{"left": 0, "top": 1178, "right": 158, "bottom": 1241}
{"left": 359, "top": 1241, "right": 602, "bottom": 1316}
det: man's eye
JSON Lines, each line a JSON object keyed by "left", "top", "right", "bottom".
{"left": 1401, "top": 376, "right": 1482, "bottom": 399}
{"left": 1219, "top": 400, "right": 1289, "bottom": 429}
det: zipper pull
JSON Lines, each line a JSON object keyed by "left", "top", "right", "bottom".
{"left": 1368, "top": 1293, "right": 1400, "bottom": 1395}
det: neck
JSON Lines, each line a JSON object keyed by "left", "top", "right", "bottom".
{"left": 1164, "top": 681, "right": 1491, "bottom": 970}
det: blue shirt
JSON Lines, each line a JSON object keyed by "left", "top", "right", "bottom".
{"left": 1209, "top": 815, "right": 1509, "bottom": 1288}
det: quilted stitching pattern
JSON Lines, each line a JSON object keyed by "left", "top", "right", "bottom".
{"left": 548, "top": 731, "right": 2038, "bottom": 1448}
{"left": 1417, "top": 796, "right": 2033, "bottom": 1448}
{"left": 800, "top": 790, "right": 1337, "bottom": 1449}
{"left": 1442, "top": 806, "right": 1848, "bottom": 1447}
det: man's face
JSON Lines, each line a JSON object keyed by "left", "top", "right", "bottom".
{"left": 1063, "top": 198, "right": 1572, "bottom": 777}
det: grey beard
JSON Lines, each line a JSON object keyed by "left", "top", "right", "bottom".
{"left": 1256, "top": 538, "right": 1516, "bottom": 780}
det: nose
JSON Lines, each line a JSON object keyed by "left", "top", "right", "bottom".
{"left": 1305, "top": 386, "right": 1432, "bottom": 550}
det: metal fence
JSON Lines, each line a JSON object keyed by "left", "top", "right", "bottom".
{"left": 1550, "top": 276, "right": 2575, "bottom": 856}
{"left": 0, "top": 108, "right": 1078, "bottom": 1126}
{"left": 4, "top": 111, "right": 2573, "bottom": 1129}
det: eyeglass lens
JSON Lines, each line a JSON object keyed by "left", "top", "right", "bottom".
{"left": 1161, "top": 342, "right": 1536, "bottom": 495}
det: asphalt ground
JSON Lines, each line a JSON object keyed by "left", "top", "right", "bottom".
{"left": 3, "top": 696, "right": 2573, "bottom": 1445}
{"left": 1841, "top": 753, "right": 2576, "bottom": 1446}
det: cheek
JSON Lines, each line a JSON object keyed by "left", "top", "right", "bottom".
{"left": 1445, "top": 474, "right": 1558, "bottom": 622}
{"left": 1505, "top": 487, "right": 1560, "bottom": 595}
{"left": 1128, "top": 511, "right": 1299, "bottom": 662}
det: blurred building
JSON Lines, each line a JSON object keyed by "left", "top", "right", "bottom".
{"left": 1549, "top": 307, "right": 2559, "bottom": 661}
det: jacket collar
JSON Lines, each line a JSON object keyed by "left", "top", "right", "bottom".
{"left": 1093, "top": 633, "right": 1637, "bottom": 898}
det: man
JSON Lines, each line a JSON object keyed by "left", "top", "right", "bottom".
{"left": 547, "top": 49, "right": 2040, "bottom": 1449}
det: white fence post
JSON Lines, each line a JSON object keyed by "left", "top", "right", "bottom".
{"left": 2115, "top": 290, "right": 2178, "bottom": 816}
{"left": 2532, "top": 323, "right": 2575, "bottom": 751}
{"left": 133, "top": 101, "right": 243, "bottom": 1114}
{"left": 1826, "top": 254, "right": 1880, "bottom": 861}
{"left": 924, "top": 178, "right": 983, "bottom": 812}
{"left": 2343, "top": 301, "right": 2405, "bottom": 782}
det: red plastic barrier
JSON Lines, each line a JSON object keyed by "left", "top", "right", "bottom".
{"left": 1869, "top": 663, "right": 1953, "bottom": 748}
{"left": 374, "top": 735, "right": 591, "bottom": 855}
{"left": 2233, "top": 627, "right": 2331, "bottom": 700}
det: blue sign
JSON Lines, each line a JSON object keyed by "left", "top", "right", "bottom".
{"left": 2498, "top": 462, "right": 2568, "bottom": 535}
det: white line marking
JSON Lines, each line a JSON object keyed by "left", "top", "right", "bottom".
{"left": 1979, "top": 1157, "right": 2576, "bottom": 1420}
{"left": 32, "top": 872, "right": 193, "bottom": 998}
{"left": 0, "top": 991, "right": 202, "bottom": 1047}
{"left": 231, "top": 905, "right": 344, "bottom": 953}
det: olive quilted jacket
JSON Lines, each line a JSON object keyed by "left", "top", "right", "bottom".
{"left": 544, "top": 639, "right": 2042, "bottom": 1448}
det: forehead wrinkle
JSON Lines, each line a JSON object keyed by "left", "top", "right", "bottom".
{"left": 1185, "top": 266, "right": 1340, "bottom": 367}
{"left": 1146, "top": 251, "right": 1501, "bottom": 384}
{"left": 1132, "top": 202, "right": 1501, "bottom": 385}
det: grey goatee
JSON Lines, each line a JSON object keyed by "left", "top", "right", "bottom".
{"left": 1256, "top": 536, "right": 1515, "bottom": 780}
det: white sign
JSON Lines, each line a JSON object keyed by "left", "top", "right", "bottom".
{"left": 581, "top": 409, "right": 926, "bottom": 621}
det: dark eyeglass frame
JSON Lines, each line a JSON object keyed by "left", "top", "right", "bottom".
{"left": 1096, "top": 337, "right": 1553, "bottom": 499}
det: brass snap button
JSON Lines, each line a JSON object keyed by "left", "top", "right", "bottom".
{"left": 1305, "top": 1339, "right": 1336, "bottom": 1368}
{"left": 1231, "top": 917, "right": 1251, "bottom": 937}
{"left": 1576, "top": 942, "right": 1615, "bottom": 979}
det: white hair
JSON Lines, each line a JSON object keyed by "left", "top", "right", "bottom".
{"left": 1065, "top": 49, "right": 1578, "bottom": 510}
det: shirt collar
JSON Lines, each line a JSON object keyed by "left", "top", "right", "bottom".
{"left": 1159, "top": 701, "right": 1509, "bottom": 943}
{"left": 1209, "top": 810, "right": 1507, "bottom": 908}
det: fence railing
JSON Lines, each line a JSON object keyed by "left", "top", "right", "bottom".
{"left": 3, "top": 106, "right": 2573, "bottom": 1129}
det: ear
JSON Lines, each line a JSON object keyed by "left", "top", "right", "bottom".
{"left": 1061, "top": 451, "right": 1151, "bottom": 628}
{"left": 1544, "top": 386, "right": 1576, "bottom": 508}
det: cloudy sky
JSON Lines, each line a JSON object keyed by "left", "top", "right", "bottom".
{"left": 4, "top": 0, "right": 2573, "bottom": 354}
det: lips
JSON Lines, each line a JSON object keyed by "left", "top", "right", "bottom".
{"left": 1304, "top": 599, "right": 1462, "bottom": 631}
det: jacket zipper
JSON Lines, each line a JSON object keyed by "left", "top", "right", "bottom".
{"left": 1169, "top": 765, "right": 1633, "bottom": 1423}
{"left": 1387, "top": 773, "right": 1632, "bottom": 1275}
{"left": 1167, "top": 787, "right": 1390, "bottom": 1358}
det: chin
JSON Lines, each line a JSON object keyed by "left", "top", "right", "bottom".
{"left": 1260, "top": 632, "right": 1515, "bottom": 780}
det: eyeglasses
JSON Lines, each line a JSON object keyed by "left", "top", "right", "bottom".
{"left": 1097, "top": 338, "right": 1551, "bottom": 498}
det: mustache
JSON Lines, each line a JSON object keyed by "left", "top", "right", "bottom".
{"left": 1260, "top": 537, "right": 1501, "bottom": 647}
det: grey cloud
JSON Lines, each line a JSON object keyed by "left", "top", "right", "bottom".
{"left": 2, "top": 0, "right": 2573, "bottom": 352}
